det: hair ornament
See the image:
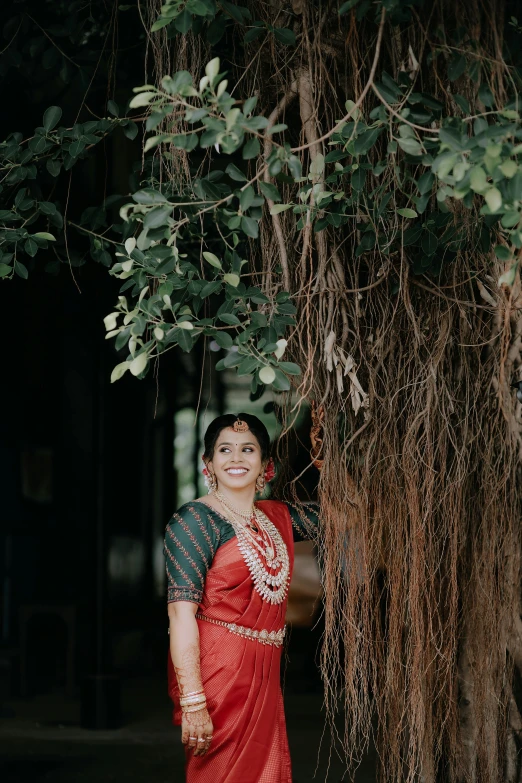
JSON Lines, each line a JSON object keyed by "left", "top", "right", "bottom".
{"left": 233, "top": 418, "right": 249, "bottom": 433}
{"left": 264, "top": 458, "right": 276, "bottom": 483}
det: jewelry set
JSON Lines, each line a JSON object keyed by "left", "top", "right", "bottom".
{"left": 214, "top": 490, "right": 290, "bottom": 604}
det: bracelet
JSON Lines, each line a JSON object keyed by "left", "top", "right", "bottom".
{"left": 179, "top": 694, "right": 207, "bottom": 707}
{"left": 181, "top": 690, "right": 204, "bottom": 699}
{"left": 182, "top": 702, "right": 207, "bottom": 714}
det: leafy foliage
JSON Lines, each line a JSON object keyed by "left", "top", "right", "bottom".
{"left": 1, "top": 0, "right": 522, "bottom": 395}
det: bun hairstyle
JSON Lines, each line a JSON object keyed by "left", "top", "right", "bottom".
{"left": 202, "top": 413, "right": 270, "bottom": 463}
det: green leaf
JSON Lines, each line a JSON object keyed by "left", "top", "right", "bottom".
{"left": 107, "top": 100, "right": 120, "bottom": 117}
{"left": 494, "top": 244, "right": 512, "bottom": 261}
{"left": 288, "top": 156, "right": 302, "bottom": 179}
{"left": 24, "top": 238, "right": 38, "bottom": 257}
{"left": 259, "top": 181, "right": 281, "bottom": 201}
{"left": 397, "top": 208, "right": 418, "bottom": 219}
{"left": 241, "top": 216, "right": 259, "bottom": 238}
{"left": 226, "top": 163, "right": 247, "bottom": 182}
{"left": 268, "top": 123, "right": 287, "bottom": 135}
{"left": 273, "top": 28, "right": 295, "bottom": 46}
{"left": 39, "top": 201, "right": 57, "bottom": 215}
{"left": 203, "top": 251, "right": 222, "bottom": 268}
{"left": 237, "top": 356, "right": 260, "bottom": 376}
{"left": 499, "top": 160, "right": 517, "bottom": 179}
{"left": 14, "top": 260, "right": 28, "bottom": 279}
{"left": 43, "top": 106, "right": 62, "bottom": 132}
{"left": 353, "top": 127, "right": 383, "bottom": 156}
{"left": 200, "top": 280, "right": 222, "bottom": 297}
{"left": 417, "top": 171, "right": 435, "bottom": 195}
{"left": 143, "top": 205, "right": 171, "bottom": 229}
{"left": 177, "top": 329, "right": 195, "bottom": 352}
{"left": 213, "top": 332, "right": 234, "bottom": 349}
{"left": 351, "top": 167, "right": 366, "bottom": 191}
{"left": 242, "top": 137, "right": 260, "bottom": 160}
{"left": 271, "top": 368, "right": 291, "bottom": 391}
{"left": 469, "top": 166, "right": 488, "bottom": 193}
{"left": 133, "top": 188, "right": 169, "bottom": 205}
{"left": 223, "top": 351, "right": 243, "bottom": 367}
{"left": 244, "top": 26, "right": 265, "bottom": 43}
{"left": 163, "top": 71, "right": 193, "bottom": 94}
{"left": 259, "top": 365, "right": 276, "bottom": 384}
{"left": 223, "top": 273, "right": 241, "bottom": 287}
{"left": 174, "top": 9, "right": 193, "bottom": 33}
{"left": 0, "top": 263, "right": 12, "bottom": 277}
{"left": 397, "top": 137, "right": 423, "bottom": 156}
{"left": 219, "top": 312, "right": 241, "bottom": 325}
{"left": 151, "top": 17, "right": 173, "bottom": 32}
{"left": 501, "top": 212, "right": 520, "bottom": 228}
{"left": 278, "top": 361, "right": 301, "bottom": 375}
{"left": 485, "top": 187, "right": 502, "bottom": 212}
{"left": 269, "top": 204, "right": 292, "bottom": 215}
{"left": 46, "top": 159, "right": 61, "bottom": 177}
{"left": 240, "top": 185, "right": 255, "bottom": 212}
{"left": 129, "top": 91, "right": 157, "bottom": 109}
{"left": 32, "top": 232, "right": 56, "bottom": 241}
{"left": 123, "top": 121, "right": 138, "bottom": 141}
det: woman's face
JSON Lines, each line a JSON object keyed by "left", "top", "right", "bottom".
{"left": 207, "top": 427, "right": 264, "bottom": 493}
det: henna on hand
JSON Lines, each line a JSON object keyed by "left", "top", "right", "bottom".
{"left": 174, "top": 642, "right": 204, "bottom": 697}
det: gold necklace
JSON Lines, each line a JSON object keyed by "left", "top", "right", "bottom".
{"left": 214, "top": 491, "right": 290, "bottom": 604}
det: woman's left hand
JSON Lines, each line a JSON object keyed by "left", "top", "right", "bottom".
{"left": 182, "top": 706, "right": 214, "bottom": 757}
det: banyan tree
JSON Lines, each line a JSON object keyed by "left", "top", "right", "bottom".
{"left": 1, "top": 0, "right": 522, "bottom": 779}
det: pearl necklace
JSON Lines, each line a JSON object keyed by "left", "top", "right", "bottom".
{"left": 214, "top": 491, "right": 290, "bottom": 605}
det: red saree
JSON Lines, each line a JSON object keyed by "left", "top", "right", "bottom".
{"left": 167, "top": 499, "right": 295, "bottom": 783}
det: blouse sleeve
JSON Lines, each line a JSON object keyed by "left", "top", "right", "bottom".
{"left": 286, "top": 501, "right": 321, "bottom": 542}
{"left": 164, "top": 504, "right": 222, "bottom": 604}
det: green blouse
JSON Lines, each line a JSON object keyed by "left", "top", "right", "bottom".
{"left": 164, "top": 500, "right": 320, "bottom": 604}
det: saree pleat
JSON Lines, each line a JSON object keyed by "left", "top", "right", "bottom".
{"left": 167, "top": 500, "right": 295, "bottom": 783}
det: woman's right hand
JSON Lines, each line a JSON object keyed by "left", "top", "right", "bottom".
{"left": 182, "top": 706, "right": 214, "bottom": 757}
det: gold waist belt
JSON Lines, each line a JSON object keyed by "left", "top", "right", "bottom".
{"left": 195, "top": 613, "right": 286, "bottom": 648}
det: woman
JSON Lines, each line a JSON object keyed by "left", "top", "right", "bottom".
{"left": 164, "top": 412, "right": 321, "bottom": 783}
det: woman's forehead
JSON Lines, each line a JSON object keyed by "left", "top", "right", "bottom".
{"left": 215, "top": 427, "right": 260, "bottom": 446}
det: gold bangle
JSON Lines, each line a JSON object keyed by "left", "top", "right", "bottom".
{"left": 179, "top": 694, "right": 207, "bottom": 707}
{"left": 181, "top": 690, "right": 204, "bottom": 698}
{"left": 182, "top": 703, "right": 207, "bottom": 714}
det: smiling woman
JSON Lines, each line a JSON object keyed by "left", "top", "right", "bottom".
{"left": 164, "top": 412, "right": 320, "bottom": 783}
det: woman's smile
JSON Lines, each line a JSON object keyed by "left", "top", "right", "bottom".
{"left": 225, "top": 466, "right": 249, "bottom": 474}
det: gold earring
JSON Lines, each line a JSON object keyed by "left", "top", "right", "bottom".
{"left": 255, "top": 474, "right": 266, "bottom": 493}
{"left": 208, "top": 471, "right": 217, "bottom": 493}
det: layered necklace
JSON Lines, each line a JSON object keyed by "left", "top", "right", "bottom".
{"left": 214, "top": 490, "right": 290, "bottom": 605}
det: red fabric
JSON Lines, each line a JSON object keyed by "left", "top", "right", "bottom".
{"left": 168, "top": 500, "right": 294, "bottom": 783}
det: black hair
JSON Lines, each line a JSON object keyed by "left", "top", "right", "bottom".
{"left": 202, "top": 413, "right": 270, "bottom": 462}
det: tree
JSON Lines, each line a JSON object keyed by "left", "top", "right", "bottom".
{"left": 2, "top": 0, "right": 522, "bottom": 779}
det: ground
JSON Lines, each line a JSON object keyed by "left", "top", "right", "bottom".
{"left": 0, "top": 674, "right": 377, "bottom": 783}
